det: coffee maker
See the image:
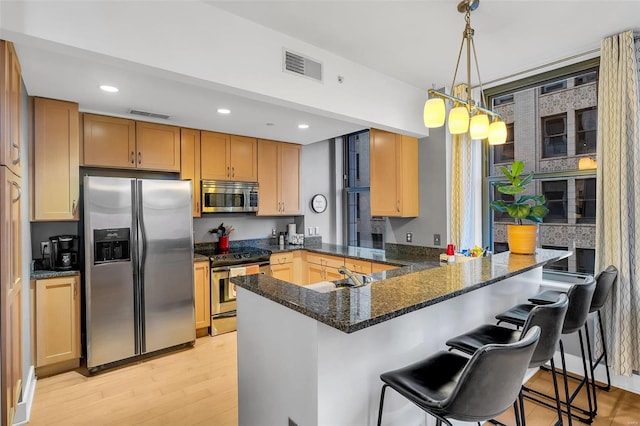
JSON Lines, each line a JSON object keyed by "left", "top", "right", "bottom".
{"left": 50, "top": 235, "right": 79, "bottom": 270}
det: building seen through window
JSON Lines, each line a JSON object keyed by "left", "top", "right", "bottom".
{"left": 486, "top": 65, "right": 598, "bottom": 274}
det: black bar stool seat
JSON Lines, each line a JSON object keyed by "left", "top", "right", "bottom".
{"left": 377, "top": 327, "right": 541, "bottom": 426}
{"left": 495, "top": 303, "right": 534, "bottom": 327}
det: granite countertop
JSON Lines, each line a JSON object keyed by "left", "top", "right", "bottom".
{"left": 31, "top": 269, "right": 81, "bottom": 279}
{"left": 232, "top": 249, "right": 572, "bottom": 333}
{"left": 264, "top": 243, "right": 430, "bottom": 266}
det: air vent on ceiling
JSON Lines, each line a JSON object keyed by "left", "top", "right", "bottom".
{"left": 129, "top": 109, "right": 171, "bottom": 120}
{"left": 283, "top": 49, "right": 322, "bottom": 82}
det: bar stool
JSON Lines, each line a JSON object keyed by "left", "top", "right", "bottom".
{"left": 376, "top": 327, "right": 541, "bottom": 426}
{"left": 528, "top": 265, "right": 618, "bottom": 406}
{"left": 495, "top": 276, "right": 596, "bottom": 424}
{"left": 445, "top": 294, "right": 569, "bottom": 426}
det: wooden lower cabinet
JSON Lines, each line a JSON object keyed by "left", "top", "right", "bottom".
{"left": 194, "top": 261, "right": 210, "bottom": 336}
{"left": 270, "top": 253, "right": 294, "bottom": 283}
{"left": 32, "top": 275, "right": 80, "bottom": 374}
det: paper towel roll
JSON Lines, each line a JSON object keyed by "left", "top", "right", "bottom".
{"left": 288, "top": 223, "right": 296, "bottom": 243}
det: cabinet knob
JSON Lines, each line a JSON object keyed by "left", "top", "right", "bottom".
{"left": 396, "top": 200, "right": 400, "bottom": 212}
{"left": 138, "top": 152, "right": 142, "bottom": 164}
{"left": 131, "top": 151, "right": 135, "bottom": 164}
{"left": 227, "top": 166, "right": 230, "bottom": 178}
{"left": 11, "top": 142, "right": 20, "bottom": 165}
{"left": 231, "top": 167, "right": 235, "bottom": 178}
{"left": 72, "top": 199, "right": 78, "bottom": 216}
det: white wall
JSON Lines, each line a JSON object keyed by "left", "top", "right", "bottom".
{"left": 193, "top": 214, "right": 298, "bottom": 244}
{"left": 386, "top": 130, "right": 449, "bottom": 248}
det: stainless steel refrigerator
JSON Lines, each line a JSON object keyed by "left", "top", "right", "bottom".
{"left": 84, "top": 176, "right": 195, "bottom": 371}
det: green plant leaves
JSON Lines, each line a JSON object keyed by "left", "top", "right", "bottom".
{"left": 489, "top": 161, "right": 549, "bottom": 222}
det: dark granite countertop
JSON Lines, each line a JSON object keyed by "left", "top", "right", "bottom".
{"left": 31, "top": 269, "right": 80, "bottom": 280}
{"left": 264, "top": 243, "right": 429, "bottom": 267}
{"left": 232, "top": 249, "right": 571, "bottom": 333}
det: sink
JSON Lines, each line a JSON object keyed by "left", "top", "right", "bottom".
{"left": 305, "top": 275, "right": 374, "bottom": 293}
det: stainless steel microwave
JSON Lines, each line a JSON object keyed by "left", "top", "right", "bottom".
{"left": 201, "top": 181, "right": 258, "bottom": 213}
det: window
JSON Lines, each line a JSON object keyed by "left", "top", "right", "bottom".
{"left": 576, "top": 248, "right": 595, "bottom": 274}
{"left": 484, "top": 60, "right": 598, "bottom": 275}
{"left": 492, "top": 123, "right": 514, "bottom": 164}
{"left": 542, "top": 180, "right": 568, "bottom": 223}
{"left": 541, "top": 80, "right": 566, "bottom": 94}
{"left": 542, "top": 245, "right": 569, "bottom": 271}
{"left": 576, "top": 107, "right": 597, "bottom": 155}
{"left": 542, "top": 114, "right": 567, "bottom": 158}
{"left": 576, "top": 178, "right": 596, "bottom": 224}
{"left": 575, "top": 71, "right": 597, "bottom": 86}
{"left": 344, "top": 130, "right": 384, "bottom": 249}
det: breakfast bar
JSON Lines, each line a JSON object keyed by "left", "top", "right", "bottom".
{"left": 234, "top": 249, "right": 571, "bottom": 426}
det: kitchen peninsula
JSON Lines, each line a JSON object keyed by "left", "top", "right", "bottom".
{"left": 234, "top": 248, "right": 570, "bottom": 426}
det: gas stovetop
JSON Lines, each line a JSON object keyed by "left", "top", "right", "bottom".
{"left": 195, "top": 246, "right": 272, "bottom": 267}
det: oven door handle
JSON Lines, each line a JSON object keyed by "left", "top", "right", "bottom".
{"left": 211, "top": 261, "right": 270, "bottom": 273}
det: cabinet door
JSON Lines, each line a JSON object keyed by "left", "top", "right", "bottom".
{"left": 257, "top": 139, "right": 280, "bottom": 215}
{"left": 230, "top": 135, "right": 257, "bottom": 182}
{"left": 325, "top": 267, "right": 343, "bottom": 282}
{"left": 135, "top": 121, "right": 181, "bottom": 171}
{"left": 32, "top": 98, "right": 80, "bottom": 221}
{"left": 371, "top": 262, "right": 398, "bottom": 273}
{"left": 83, "top": 114, "right": 136, "bottom": 168}
{"left": 1, "top": 166, "right": 22, "bottom": 426}
{"left": 35, "top": 275, "right": 80, "bottom": 367}
{"left": 201, "top": 131, "right": 231, "bottom": 180}
{"left": 344, "top": 258, "right": 372, "bottom": 275}
{"left": 180, "top": 128, "right": 201, "bottom": 217}
{"left": 370, "top": 129, "right": 400, "bottom": 216}
{"left": 398, "top": 135, "right": 419, "bottom": 216}
{"left": 0, "top": 41, "right": 22, "bottom": 177}
{"left": 194, "top": 262, "right": 210, "bottom": 332}
{"left": 306, "top": 263, "right": 325, "bottom": 284}
{"left": 279, "top": 143, "right": 300, "bottom": 215}
{"left": 271, "top": 263, "right": 293, "bottom": 283}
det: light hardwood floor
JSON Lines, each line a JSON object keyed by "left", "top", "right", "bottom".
{"left": 29, "top": 332, "right": 640, "bottom": 425}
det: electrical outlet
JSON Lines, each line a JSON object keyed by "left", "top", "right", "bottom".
{"left": 314, "top": 226, "right": 320, "bottom": 235}
{"left": 40, "top": 241, "right": 50, "bottom": 258}
{"left": 434, "top": 234, "right": 441, "bottom": 246}
{"left": 271, "top": 227, "right": 277, "bottom": 237}
{"left": 406, "top": 232, "right": 412, "bottom": 242}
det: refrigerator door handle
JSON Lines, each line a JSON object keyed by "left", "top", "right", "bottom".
{"left": 136, "top": 180, "right": 148, "bottom": 353}
{"left": 132, "top": 180, "right": 143, "bottom": 355}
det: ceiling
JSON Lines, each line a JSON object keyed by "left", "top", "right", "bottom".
{"left": 10, "top": 1, "right": 640, "bottom": 145}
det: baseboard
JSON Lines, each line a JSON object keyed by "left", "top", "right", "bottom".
{"left": 12, "top": 365, "right": 37, "bottom": 426}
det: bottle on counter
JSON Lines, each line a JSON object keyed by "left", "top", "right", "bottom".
{"left": 446, "top": 244, "right": 455, "bottom": 263}
{"left": 279, "top": 232, "right": 285, "bottom": 247}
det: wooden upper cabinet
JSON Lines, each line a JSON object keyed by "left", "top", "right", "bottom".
{"left": 201, "top": 131, "right": 257, "bottom": 181}
{"left": 83, "top": 114, "right": 135, "bottom": 168}
{"left": 257, "top": 139, "right": 300, "bottom": 216}
{"left": 0, "top": 40, "right": 22, "bottom": 177}
{"left": 180, "top": 128, "right": 201, "bottom": 217}
{"left": 32, "top": 97, "right": 80, "bottom": 221}
{"left": 370, "top": 129, "right": 419, "bottom": 217}
{"left": 135, "top": 121, "right": 180, "bottom": 172}
{"left": 200, "top": 131, "right": 230, "bottom": 180}
{"left": 82, "top": 114, "right": 179, "bottom": 172}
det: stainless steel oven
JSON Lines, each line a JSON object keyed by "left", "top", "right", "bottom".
{"left": 195, "top": 246, "right": 272, "bottom": 336}
{"left": 201, "top": 180, "right": 258, "bottom": 213}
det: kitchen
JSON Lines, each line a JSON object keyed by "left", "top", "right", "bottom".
{"left": 2, "top": 2, "right": 640, "bottom": 426}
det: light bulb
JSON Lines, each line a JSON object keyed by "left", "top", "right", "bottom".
{"left": 470, "top": 114, "right": 490, "bottom": 139}
{"left": 448, "top": 106, "right": 469, "bottom": 134}
{"left": 488, "top": 120, "right": 507, "bottom": 145}
{"left": 423, "top": 98, "right": 445, "bottom": 128}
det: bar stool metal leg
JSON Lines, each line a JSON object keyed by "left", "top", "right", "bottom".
{"left": 595, "top": 311, "right": 612, "bottom": 391}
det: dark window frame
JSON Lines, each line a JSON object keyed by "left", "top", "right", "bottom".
{"left": 576, "top": 107, "right": 598, "bottom": 155}
{"left": 542, "top": 113, "right": 568, "bottom": 158}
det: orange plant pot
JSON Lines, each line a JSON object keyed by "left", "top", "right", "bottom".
{"left": 507, "top": 224, "right": 538, "bottom": 255}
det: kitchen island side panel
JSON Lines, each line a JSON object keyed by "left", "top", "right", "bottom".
{"left": 236, "top": 288, "right": 319, "bottom": 426}
{"left": 238, "top": 267, "right": 542, "bottom": 426}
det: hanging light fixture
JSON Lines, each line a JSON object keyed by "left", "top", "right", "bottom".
{"left": 423, "top": 0, "right": 507, "bottom": 145}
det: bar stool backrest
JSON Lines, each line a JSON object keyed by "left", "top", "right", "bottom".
{"left": 563, "top": 276, "right": 596, "bottom": 335}
{"left": 444, "top": 327, "right": 541, "bottom": 422}
{"left": 590, "top": 265, "right": 618, "bottom": 313}
{"left": 521, "top": 293, "right": 569, "bottom": 367}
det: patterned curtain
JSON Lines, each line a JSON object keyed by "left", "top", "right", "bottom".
{"left": 450, "top": 84, "right": 474, "bottom": 250}
{"left": 595, "top": 30, "right": 640, "bottom": 376}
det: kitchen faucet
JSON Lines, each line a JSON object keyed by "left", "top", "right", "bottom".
{"left": 338, "top": 266, "right": 372, "bottom": 287}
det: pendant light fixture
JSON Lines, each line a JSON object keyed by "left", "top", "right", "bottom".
{"left": 423, "top": 0, "right": 507, "bottom": 145}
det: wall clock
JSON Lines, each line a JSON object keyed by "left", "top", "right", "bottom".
{"left": 311, "top": 194, "right": 327, "bottom": 213}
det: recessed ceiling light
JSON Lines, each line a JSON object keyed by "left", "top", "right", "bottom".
{"left": 298, "top": 124, "right": 309, "bottom": 129}
{"left": 99, "top": 85, "right": 119, "bottom": 93}
{"left": 217, "top": 108, "right": 231, "bottom": 114}
{"left": 266, "top": 122, "right": 275, "bottom": 126}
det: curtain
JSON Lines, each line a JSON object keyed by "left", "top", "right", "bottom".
{"left": 595, "top": 30, "right": 640, "bottom": 376}
{"left": 451, "top": 84, "right": 474, "bottom": 250}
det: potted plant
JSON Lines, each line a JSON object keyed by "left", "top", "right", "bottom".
{"left": 490, "top": 160, "right": 549, "bottom": 254}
